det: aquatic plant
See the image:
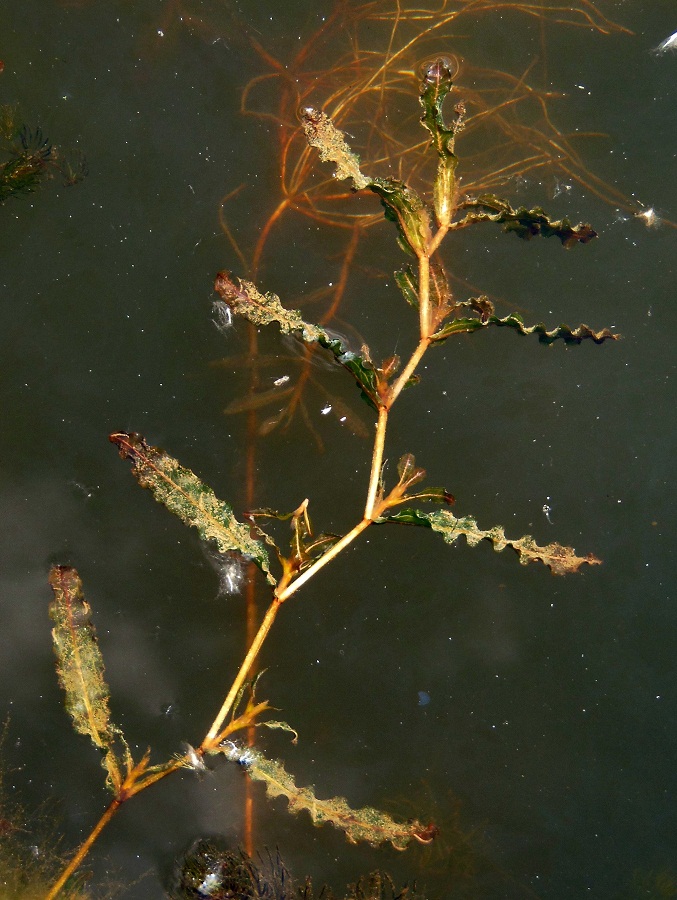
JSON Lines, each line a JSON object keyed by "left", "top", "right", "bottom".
{"left": 45, "top": 55, "right": 616, "bottom": 897}
{"left": 0, "top": 105, "right": 87, "bottom": 204}
{"left": 207, "top": 0, "right": 635, "bottom": 446}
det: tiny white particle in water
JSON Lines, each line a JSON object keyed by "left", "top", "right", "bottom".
{"left": 320, "top": 403, "right": 332, "bottom": 415}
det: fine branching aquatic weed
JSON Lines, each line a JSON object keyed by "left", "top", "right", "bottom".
{"left": 45, "top": 58, "right": 618, "bottom": 897}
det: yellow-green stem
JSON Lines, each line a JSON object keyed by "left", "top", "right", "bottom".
{"left": 204, "top": 513, "right": 373, "bottom": 744}
{"left": 203, "top": 597, "right": 282, "bottom": 745}
{"left": 364, "top": 406, "right": 388, "bottom": 520}
{"left": 277, "top": 517, "right": 372, "bottom": 601}
{"left": 428, "top": 223, "right": 449, "bottom": 257}
{"left": 46, "top": 798, "right": 122, "bottom": 900}
{"left": 387, "top": 337, "right": 429, "bottom": 407}
{"left": 418, "top": 253, "right": 431, "bottom": 338}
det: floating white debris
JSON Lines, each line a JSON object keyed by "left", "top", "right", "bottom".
{"left": 179, "top": 743, "right": 209, "bottom": 776}
{"left": 651, "top": 31, "right": 677, "bottom": 55}
{"left": 320, "top": 403, "right": 332, "bottom": 415}
{"left": 273, "top": 375, "right": 290, "bottom": 386}
{"left": 635, "top": 207, "right": 661, "bottom": 228}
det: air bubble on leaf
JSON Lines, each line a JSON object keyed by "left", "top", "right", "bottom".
{"left": 204, "top": 546, "right": 249, "bottom": 597}
{"left": 212, "top": 300, "right": 233, "bottom": 334}
{"left": 419, "top": 55, "right": 458, "bottom": 83}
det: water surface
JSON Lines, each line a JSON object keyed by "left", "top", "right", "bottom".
{"left": 1, "top": 1, "right": 676, "bottom": 897}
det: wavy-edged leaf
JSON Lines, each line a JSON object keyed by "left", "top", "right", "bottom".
{"left": 48, "top": 566, "right": 131, "bottom": 792}
{"left": 456, "top": 195, "right": 597, "bottom": 247}
{"left": 214, "top": 271, "right": 380, "bottom": 410}
{"left": 300, "top": 107, "right": 431, "bottom": 255}
{"left": 109, "top": 432, "right": 275, "bottom": 585}
{"left": 431, "top": 307, "right": 618, "bottom": 345}
{"left": 381, "top": 508, "right": 601, "bottom": 575}
{"left": 368, "top": 177, "right": 432, "bottom": 256}
{"left": 221, "top": 742, "right": 436, "bottom": 850}
{"left": 300, "top": 106, "right": 370, "bottom": 190}
{"left": 214, "top": 271, "right": 325, "bottom": 341}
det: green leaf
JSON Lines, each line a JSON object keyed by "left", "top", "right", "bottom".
{"left": 109, "top": 431, "right": 276, "bottom": 585}
{"left": 221, "top": 742, "right": 436, "bottom": 850}
{"left": 419, "top": 57, "right": 463, "bottom": 227}
{"left": 380, "top": 508, "right": 601, "bottom": 575}
{"left": 48, "top": 566, "right": 132, "bottom": 792}
{"left": 316, "top": 332, "right": 380, "bottom": 411}
{"left": 456, "top": 195, "right": 597, "bottom": 247}
{"left": 394, "top": 265, "right": 419, "bottom": 309}
{"left": 300, "top": 107, "right": 432, "bottom": 255}
{"left": 367, "top": 177, "right": 432, "bottom": 256}
{"left": 430, "top": 309, "right": 618, "bottom": 345}
{"left": 214, "top": 272, "right": 380, "bottom": 410}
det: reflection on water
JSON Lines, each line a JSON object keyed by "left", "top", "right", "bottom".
{"left": 1, "top": 0, "right": 676, "bottom": 897}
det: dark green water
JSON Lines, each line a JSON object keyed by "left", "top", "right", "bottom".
{"left": 1, "top": 1, "right": 676, "bottom": 897}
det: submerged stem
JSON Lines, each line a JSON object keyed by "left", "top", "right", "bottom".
{"left": 387, "top": 337, "right": 429, "bottom": 407}
{"left": 364, "top": 406, "right": 388, "bottom": 520}
{"left": 418, "top": 253, "right": 431, "bottom": 338}
{"left": 278, "top": 517, "right": 372, "bottom": 601}
{"left": 203, "top": 597, "right": 283, "bottom": 746}
{"left": 46, "top": 798, "right": 122, "bottom": 900}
